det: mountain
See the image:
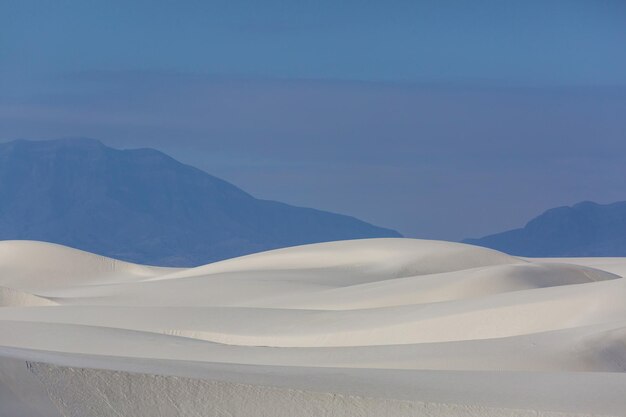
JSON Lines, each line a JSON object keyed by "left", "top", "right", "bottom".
{"left": 0, "top": 138, "right": 400, "bottom": 266}
{"left": 464, "top": 201, "right": 626, "bottom": 257}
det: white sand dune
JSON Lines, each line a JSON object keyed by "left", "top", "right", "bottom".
{"left": 0, "top": 238, "right": 625, "bottom": 416}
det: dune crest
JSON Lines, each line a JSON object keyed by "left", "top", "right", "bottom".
{"left": 1, "top": 238, "right": 625, "bottom": 416}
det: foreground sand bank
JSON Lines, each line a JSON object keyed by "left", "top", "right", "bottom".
{"left": 1, "top": 239, "right": 625, "bottom": 416}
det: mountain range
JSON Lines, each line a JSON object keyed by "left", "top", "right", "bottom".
{"left": 465, "top": 201, "right": 626, "bottom": 257}
{"left": 0, "top": 138, "right": 400, "bottom": 266}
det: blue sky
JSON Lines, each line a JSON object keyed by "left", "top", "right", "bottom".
{"left": 1, "top": 0, "right": 626, "bottom": 239}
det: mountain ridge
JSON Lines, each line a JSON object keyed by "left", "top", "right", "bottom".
{"left": 464, "top": 200, "right": 626, "bottom": 257}
{"left": 0, "top": 138, "right": 401, "bottom": 266}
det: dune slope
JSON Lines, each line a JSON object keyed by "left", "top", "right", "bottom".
{"left": 0, "top": 238, "right": 625, "bottom": 416}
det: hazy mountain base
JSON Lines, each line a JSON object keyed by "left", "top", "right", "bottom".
{"left": 0, "top": 139, "right": 400, "bottom": 266}
{"left": 464, "top": 201, "right": 626, "bottom": 257}
{"left": 20, "top": 361, "right": 612, "bottom": 417}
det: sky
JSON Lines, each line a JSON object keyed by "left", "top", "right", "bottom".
{"left": 1, "top": 0, "right": 626, "bottom": 240}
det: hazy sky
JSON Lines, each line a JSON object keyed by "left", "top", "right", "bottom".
{"left": 2, "top": 0, "right": 626, "bottom": 240}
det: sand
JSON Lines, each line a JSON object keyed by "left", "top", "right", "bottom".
{"left": 0, "top": 238, "right": 625, "bottom": 416}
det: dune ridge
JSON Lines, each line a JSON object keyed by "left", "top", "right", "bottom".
{"left": 0, "top": 238, "right": 625, "bottom": 416}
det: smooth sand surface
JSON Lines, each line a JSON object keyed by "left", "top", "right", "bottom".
{"left": 1, "top": 238, "right": 625, "bottom": 416}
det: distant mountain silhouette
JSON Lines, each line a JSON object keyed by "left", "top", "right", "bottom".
{"left": 0, "top": 139, "right": 401, "bottom": 266}
{"left": 464, "top": 201, "right": 626, "bottom": 257}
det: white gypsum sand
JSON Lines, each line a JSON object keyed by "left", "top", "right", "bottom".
{"left": 0, "top": 238, "right": 625, "bottom": 416}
